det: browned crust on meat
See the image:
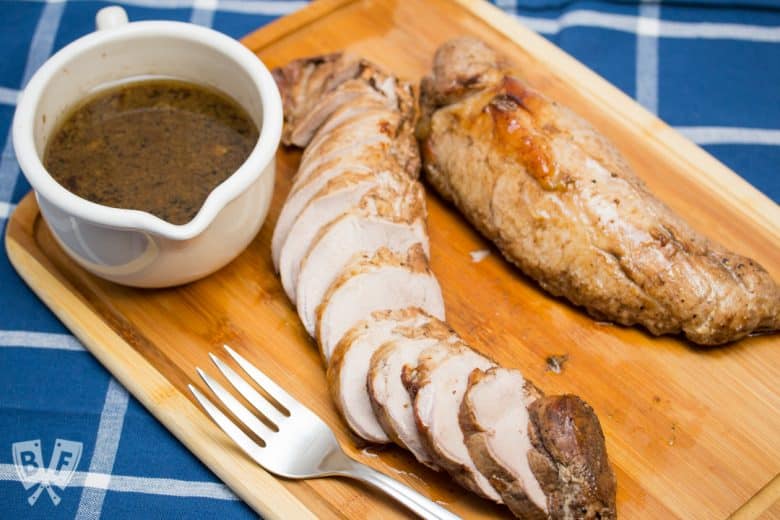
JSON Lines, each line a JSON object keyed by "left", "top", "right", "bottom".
{"left": 416, "top": 38, "right": 508, "bottom": 141}
{"left": 357, "top": 178, "right": 428, "bottom": 224}
{"left": 460, "top": 370, "right": 547, "bottom": 519}
{"left": 527, "top": 395, "right": 617, "bottom": 519}
{"left": 308, "top": 171, "right": 377, "bottom": 198}
{"left": 400, "top": 359, "right": 423, "bottom": 402}
{"left": 417, "top": 37, "right": 780, "bottom": 345}
{"left": 392, "top": 315, "right": 457, "bottom": 341}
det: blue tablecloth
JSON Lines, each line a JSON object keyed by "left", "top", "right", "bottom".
{"left": 1, "top": 1, "right": 777, "bottom": 518}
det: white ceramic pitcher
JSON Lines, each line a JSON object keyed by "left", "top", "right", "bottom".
{"left": 13, "top": 6, "right": 282, "bottom": 287}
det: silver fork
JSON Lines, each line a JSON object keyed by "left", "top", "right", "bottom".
{"left": 189, "top": 345, "right": 460, "bottom": 520}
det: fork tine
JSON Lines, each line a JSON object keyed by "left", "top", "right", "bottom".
{"left": 196, "top": 367, "right": 276, "bottom": 440}
{"left": 208, "top": 353, "right": 287, "bottom": 426}
{"left": 188, "top": 384, "right": 267, "bottom": 465}
{"left": 224, "top": 345, "right": 295, "bottom": 412}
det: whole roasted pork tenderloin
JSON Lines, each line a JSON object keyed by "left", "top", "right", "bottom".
{"left": 417, "top": 37, "right": 780, "bottom": 345}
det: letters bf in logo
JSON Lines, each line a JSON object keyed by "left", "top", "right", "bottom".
{"left": 12, "top": 439, "right": 83, "bottom": 506}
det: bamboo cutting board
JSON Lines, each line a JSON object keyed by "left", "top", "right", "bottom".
{"left": 6, "top": 0, "right": 780, "bottom": 518}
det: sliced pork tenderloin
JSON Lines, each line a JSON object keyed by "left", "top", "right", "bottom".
{"left": 403, "top": 343, "right": 500, "bottom": 501}
{"left": 278, "top": 168, "right": 408, "bottom": 302}
{"left": 367, "top": 318, "right": 459, "bottom": 469}
{"left": 326, "top": 308, "right": 434, "bottom": 443}
{"left": 273, "top": 51, "right": 618, "bottom": 517}
{"left": 296, "top": 181, "right": 429, "bottom": 335}
{"left": 459, "top": 367, "right": 547, "bottom": 518}
{"left": 315, "top": 245, "right": 444, "bottom": 361}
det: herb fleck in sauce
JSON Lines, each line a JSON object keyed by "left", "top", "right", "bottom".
{"left": 44, "top": 79, "right": 259, "bottom": 225}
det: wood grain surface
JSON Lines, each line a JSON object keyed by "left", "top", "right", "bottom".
{"left": 6, "top": 0, "right": 779, "bottom": 518}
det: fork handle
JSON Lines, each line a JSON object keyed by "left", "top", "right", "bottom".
{"left": 340, "top": 460, "right": 461, "bottom": 520}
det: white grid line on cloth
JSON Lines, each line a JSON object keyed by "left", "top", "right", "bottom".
{"left": 0, "top": 330, "right": 85, "bottom": 351}
{"left": 636, "top": 3, "right": 660, "bottom": 114}
{"left": 0, "top": 136, "right": 20, "bottom": 201}
{"left": 0, "top": 87, "right": 19, "bottom": 106}
{"left": 216, "top": 0, "right": 306, "bottom": 14}
{"left": 514, "top": 10, "right": 780, "bottom": 42}
{"left": 75, "top": 379, "right": 130, "bottom": 520}
{"left": 0, "top": 201, "right": 17, "bottom": 220}
{"left": 677, "top": 126, "right": 780, "bottom": 146}
{"left": 15, "top": 0, "right": 307, "bottom": 16}
{"left": 8, "top": 0, "right": 780, "bottom": 40}
{"left": 190, "top": 0, "right": 218, "bottom": 27}
{"left": 0, "top": 0, "right": 65, "bottom": 204}
{"left": 0, "top": 464, "right": 238, "bottom": 501}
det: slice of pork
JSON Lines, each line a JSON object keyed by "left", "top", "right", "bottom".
{"left": 278, "top": 169, "right": 407, "bottom": 303}
{"left": 296, "top": 107, "right": 398, "bottom": 181}
{"left": 272, "top": 128, "right": 413, "bottom": 271}
{"left": 297, "top": 181, "right": 429, "bottom": 336}
{"left": 403, "top": 343, "right": 501, "bottom": 501}
{"left": 367, "top": 319, "right": 460, "bottom": 468}
{"left": 460, "top": 367, "right": 547, "bottom": 518}
{"left": 327, "top": 308, "right": 434, "bottom": 443}
{"left": 273, "top": 53, "right": 364, "bottom": 145}
{"left": 315, "top": 245, "right": 444, "bottom": 361}
{"left": 296, "top": 89, "right": 397, "bottom": 154}
{"left": 297, "top": 215, "right": 428, "bottom": 336}
{"left": 286, "top": 79, "right": 392, "bottom": 147}
{"left": 295, "top": 96, "right": 417, "bottom": 183}
{"left": 272, "top": 158, "right": 372, "bottom": 271}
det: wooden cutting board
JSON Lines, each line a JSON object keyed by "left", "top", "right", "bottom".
{"left": 6, "top": 0, "right": 779, "bottom": 518}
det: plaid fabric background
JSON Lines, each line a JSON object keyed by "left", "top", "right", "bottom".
{"left": 0, "top": 0, "right": 777, "bottom": 518}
